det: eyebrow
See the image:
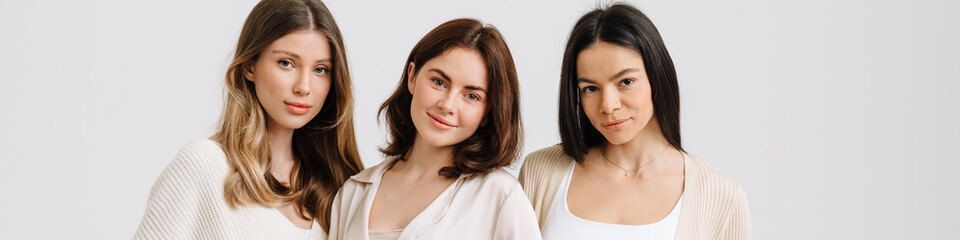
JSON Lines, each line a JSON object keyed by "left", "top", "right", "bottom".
{"left": 270, "top": 50, "right": 331, "bottom": 63}
{"left": 428, "top": 68, "right": 487, "bottom": 92}
{"left": 577, "top": 68, "right": 642, "bottom": 83}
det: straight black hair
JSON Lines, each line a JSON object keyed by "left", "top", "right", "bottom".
{"left": 558, "top": 3, "right": 683, "bottom": 162}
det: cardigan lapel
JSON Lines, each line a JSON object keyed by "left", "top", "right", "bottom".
{"left": 674, "top": 153, "right": 700, "bottom": 239}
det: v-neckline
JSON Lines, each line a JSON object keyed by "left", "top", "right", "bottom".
{"left": 365, "top": 160, "right": 465, "bottom": 239}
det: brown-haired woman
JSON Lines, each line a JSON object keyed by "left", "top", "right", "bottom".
{"left": 133, "top": 0, "right": 362, "bottom": 239}
{"left": 328, "top": 18, "right": 541, "bottom": 240}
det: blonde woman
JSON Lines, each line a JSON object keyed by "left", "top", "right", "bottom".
{"left": 133, "top": 0, "right": 362, "bottom": 239}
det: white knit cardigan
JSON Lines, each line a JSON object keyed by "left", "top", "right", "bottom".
{"left": 133, "top": 139, "right": 326, "bottom": 240}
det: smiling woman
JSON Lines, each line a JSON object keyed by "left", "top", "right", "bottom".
{"left": 327, "top": 18, "right": 541, "bottom": 240}
{"left": 132, "top": 0, "right": 362, "bottom": 239}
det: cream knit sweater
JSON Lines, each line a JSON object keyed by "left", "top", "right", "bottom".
{"left": 133, "top": 139, "right": 325, "bottom": 240}
{"left": 518, "top": 145, "right": 751, "bottom": 240}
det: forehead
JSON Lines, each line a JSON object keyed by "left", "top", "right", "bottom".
{"left": 576, "top": 41, "right": 646, "bottom": 81}
{"left": 421, "top": 47, "right": 488, "bottom": 88}
{"left": 264, "top": 29, "right": 331, "bottom": 59}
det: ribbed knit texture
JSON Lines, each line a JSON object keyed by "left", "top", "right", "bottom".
{"left": 133, "top": 139, "right": 325, "bottom": 240}
{"left": 518, "top": 145, "right": 751, "bottom": 240}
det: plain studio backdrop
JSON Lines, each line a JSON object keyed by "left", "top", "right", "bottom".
{"left": 1, "top": 0, "right": 957, "bottom": 239}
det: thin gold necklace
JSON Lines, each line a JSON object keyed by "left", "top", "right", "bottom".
{"left": 600, "top": 145, "right": 670, "bottom": 177}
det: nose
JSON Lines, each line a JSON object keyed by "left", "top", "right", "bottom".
{"left": 293, "top": 70, "right": 311, "bottom": 96}
{"left": 438, "top": 90, "right": 457, "bottom": 113}
{"left": 600, "top": 89, "right": 621, "bottom": 114}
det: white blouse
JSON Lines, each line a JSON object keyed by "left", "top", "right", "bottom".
{"left": 541, "top": 161, "right": 682, "bottom": 240}
{"left": 328, "top": 157, "right": 542, "bottom": 240}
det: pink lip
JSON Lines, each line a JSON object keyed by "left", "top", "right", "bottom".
{"left": 427, "top": 113, "right": 457, "bottom": 129}
{"left": 601, "top": 118, "right": 630, "bottom": 130}
{"left": 284, "top": 101, "right": 312, "bottom": 115}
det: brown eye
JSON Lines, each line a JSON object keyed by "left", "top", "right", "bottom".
{"left": 432, "top": 78, "right": 445, "bottom": 88}
{"left": 581, "top": 86, "right": 598, "bottom": 93}
{"left": 619, "top": 79, "right": 635, "bottom": 86}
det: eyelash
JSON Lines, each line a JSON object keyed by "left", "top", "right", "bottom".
{"left": 580, "top": 79, "right": 635, "bottom": 94}
{"left": 466, "top": 93, "right": 481, "bottom": 102}
{"left": 431, "top": 78, "right": 445, "bottom": 88}
{"left": 431, "top": 78, "right": 482, "bottom": 102}
{"left": 279, "top": 60, "right": 293, "bottom": 68}
{"left": 279, "top": 60, "right": 329, "bottom": 75}
{"left": 581, "top": 86, "right": 599, "bottom": 94}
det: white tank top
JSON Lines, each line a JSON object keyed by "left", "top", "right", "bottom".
{"left": 541, "top": 161, "right": 682, "bottom": 240}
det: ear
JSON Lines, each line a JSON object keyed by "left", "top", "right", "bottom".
{"left": 406, "top": 62, "right": 417, "bottom": 95}
{"left": 242, "top": 60, "right": 256, "bottom": 83}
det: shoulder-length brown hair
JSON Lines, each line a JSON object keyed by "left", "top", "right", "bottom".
{"left": 215, "top": 0, "right": 362, "bottom": 231}
{"left": 378, "top": 18, "right": 522, "bottom": 179}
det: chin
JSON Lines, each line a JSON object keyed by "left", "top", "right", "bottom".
{"left": 419, "top": 132, "right": 469, "bottom": 148}
{"left": 600, "top": 133, "right": 633, "bottom": 145}
{"left": 276, "top": 118, "right": 312, "bottom": 130}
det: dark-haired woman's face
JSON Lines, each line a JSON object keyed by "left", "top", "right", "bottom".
{"left": 576, "top": 41, "right": 656, "bottom": 145}
{"left": 407, "top": 47, "right": 489, "bottom": 148}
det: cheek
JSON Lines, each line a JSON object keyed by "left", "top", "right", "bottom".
{"left": 628, "top": 90, "right": 655, "bottom": 115}
{"left": 313, "top": 79, "right": 333, "bottom": 104}
{"left": 253, "top": 69, "right": 285, "bottom": 96}
{"left": 579, "top": 98, "right": 604, "bottom": 123}
{"left": 462, "top": 105, "right": 486, "bottom": 128}
{"left": 411, "top": 84, "right": 438, "bottom": 107}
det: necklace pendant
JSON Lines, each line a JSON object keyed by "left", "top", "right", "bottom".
{"left": 624, "top": 171, "right": 630, "bottom": 177}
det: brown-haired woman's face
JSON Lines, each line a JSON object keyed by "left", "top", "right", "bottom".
{"left": 407, "top": 47, "right": 488, "bottom": 148}
{"left": 245, "top": 30, "right": 333, "bottom": 131}
{"left": 576, "top": 41, "right": 656, "bottom": 145}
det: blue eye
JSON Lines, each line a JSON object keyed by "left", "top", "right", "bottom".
{"left": 279, "top": 60, "right": 292, "bottom": 68}
{"left": 466, "top": 93, "right": 481, "bottom": 101}
{"left": 315, "top": 67, "right": 328, "bottom": 74}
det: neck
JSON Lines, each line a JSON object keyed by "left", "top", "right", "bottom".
{"left": 392, "top": 134, "right": 455, "bottom": 179}
{"left": 603, "top": 117, "right": 674, "bottom": 172}
{"left": 266, "top": 119, "right": 296, "bottom": 183}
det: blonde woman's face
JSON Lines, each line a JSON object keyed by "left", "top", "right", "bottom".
{"left": 407, "top": 47, "right": 488, "bottom": 148}
{"left": 576, "top": 41, "right": 655, "bottom": 145}
{"left": 245, "top": 30, "right": 332, "bottom": 130}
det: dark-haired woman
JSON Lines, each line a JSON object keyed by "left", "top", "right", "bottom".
{"left": 328, "top": 18, "right": 541, "bottom": 240}
{"left": 519, "top": 3, "right": 750, "bottom": 240}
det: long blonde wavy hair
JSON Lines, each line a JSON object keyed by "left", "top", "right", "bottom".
{"left": 213, "top": 0, "right": 362, "bottom": 231}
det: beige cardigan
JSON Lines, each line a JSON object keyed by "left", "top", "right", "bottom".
{"left": 518, "top": 145, "right": 751, "bottom": 239}
{"left": 328, "top": 157, "right": 542, "bottom": 240}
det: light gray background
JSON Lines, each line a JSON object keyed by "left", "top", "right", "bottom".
{"left": 1, "top": 0, "right": 957, "bottom": 239}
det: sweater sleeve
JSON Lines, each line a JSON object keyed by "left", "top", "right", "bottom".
{"left": 719, "top": 186, "right": 752, "bottom": 240}
{"left": 493, "top": 183, "right": 544, "bottom": 240}
{"left": 133, "top": 145, "right": 211, "bottom": 240}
